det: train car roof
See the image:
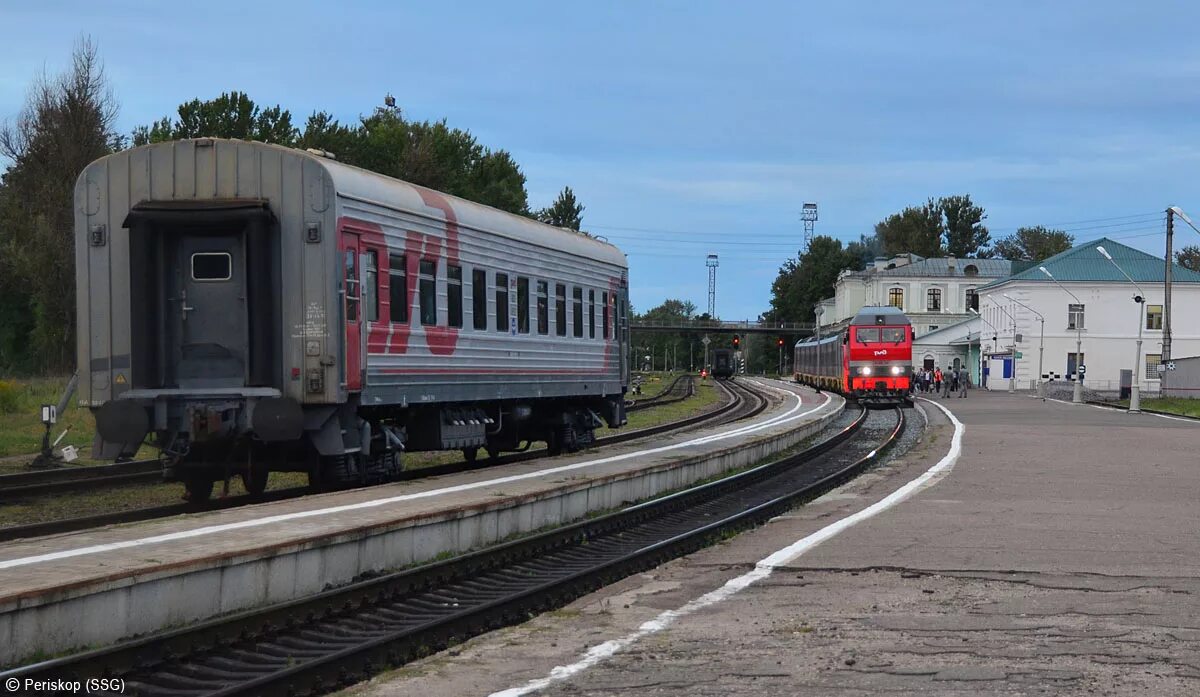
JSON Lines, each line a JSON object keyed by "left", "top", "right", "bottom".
{"left": 319, "top": 151, "right": 627, "bottom": 268}
{"left": 86, "top": 139, "right": 627, "bottom": 269}
{"left": 849, "top": 306, "right": 911, "bottom": 326}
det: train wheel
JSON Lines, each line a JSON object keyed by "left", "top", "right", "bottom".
{"left": 241, "top": 462, "right": 269, "bottom": 497}
{"left": 545, "top": 429, "right": 563, "bottom": 456}
{"left": 184, "top": 476, "right": 214, "bottom": 503}
{"left": 462, "top": 447, "right": 479, "bottom": 464}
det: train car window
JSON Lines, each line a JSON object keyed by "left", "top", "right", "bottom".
{"left": 589, "top": 290, "right": 596, "bottom": 339}
{"left": 880, "top": 327, "right": 905, "bottom": 343}
{"left": 419, "top": 259, "right": 436, "bottom": 325}
{"left": 555, "top": 284, "right": 567, "bottom": 336}
{"left": 389, "top": 254, "right": 407, "bottom": 323}
{"left": 855, "top": 327, "right": 880, "bottom": 343}
{"left": 447, "top": 264, "right": 463, "bottom": 328}
{"left": 365, "top": 251, "right": 379, "bottom": 322}
{"left": 472, "top": 269, "right": 487, "bottom": 330}
{"left": 517, "top": 277, "right": 530, "bottom": 333}
{"left": 496, "top": 273, "right": 510, "bottom": 332}
{"left": 191, "top": 252, "right": 231, "bottom": 281}
{"left": 537, "top": 281, "right": 549, "bottom": 334}
{"left": 572, "top": 287, "right": 584, "bottom": 337}
{"left": 344, "top": 251, "right": 359, "bottom": 322}
{"left": 602, "top": 291, "right": 610, "bottom": 339}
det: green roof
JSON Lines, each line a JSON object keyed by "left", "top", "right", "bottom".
{"left": 980, "top": 237, "right": 1200, "bottom": 288}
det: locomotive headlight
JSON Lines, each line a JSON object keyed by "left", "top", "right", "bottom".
{"left": 860, "top": 366, "right": 872, "bottom": 376}
{"left": 891, "top": 365, "right": 902, "bottom": 375}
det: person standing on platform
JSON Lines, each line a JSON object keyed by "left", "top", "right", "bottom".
{"left": 933, "top": 368, "right": 942, "bottom": 395}
{"left": 957, "top": 366, "right": 969, "bottom": 398}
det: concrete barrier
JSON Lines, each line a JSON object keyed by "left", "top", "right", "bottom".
{"left": 0, "top": 390, "right": 843, "bottom": 666}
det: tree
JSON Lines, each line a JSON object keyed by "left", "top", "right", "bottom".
{"left": 132, "top": 91, "right": 298, "bottom": 146}
{"left": 765, "top": 236, "right": 864, "bottom": 323}
{"left": 991, "top": 226, "right": 1074, "bottom": 261}
{"left": 1176, "top": 245, "right": 1200, "bottom": 272}
{"left": 633, "top": 299, "right": 699, "bottom": 372}
{"left": 844, "top": 233, "right": 884, "bottom": 267}
{"left": 0, "top": 38, "right": 120, "bottom": 373}
{"left": 873, "top": 200, "right": 943, "bottom": 257}
{"left": 940, "top": 194, "right": 990, "bottom": 257}
{"left": 536, "top": 186, "right": 585, "bottom": 230}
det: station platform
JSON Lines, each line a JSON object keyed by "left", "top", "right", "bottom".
{"left": 0, "top": 379, "right": 842, "bottom": 667}
{"left": 362, "top": 390, "right": 1200, "bottom": 697}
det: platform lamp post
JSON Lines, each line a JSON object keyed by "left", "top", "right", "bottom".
{"left": 969, "top": 308, "right": 1000, "bottom": 390}
{"left": 994, "top": 302, "right": 1020, "bottom": 393}
{"left": 1003, "top": 294, "right": 1045, "bottom": 398}
{"left": 1097, "top": 246, "right": 1146, "bottom": 414}
{"left": 1039, "top": 266, "right": 1084, "bottom": 404}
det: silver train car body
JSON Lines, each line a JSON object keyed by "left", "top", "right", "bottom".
{"left": 76, "top": 139, "right": 630, "bottom": 497}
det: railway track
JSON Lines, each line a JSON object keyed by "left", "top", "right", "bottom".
{"left": 2, "top": 401, "right": 897, "bottom": 697}
{"left": 625, "top": 373, "right": 695, "bottom": 411}
{"left": 0, "top": 375, "right": 717, "bottom": 506}
{"left": 0, "top": 378, "right": 764, "bottom": 543}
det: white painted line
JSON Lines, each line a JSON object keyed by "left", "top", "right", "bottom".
{"left": 0, "top": 385, "right": 834, "bottom": 571}
{"left": 490, "top": 397, "right": 964, "bottom": 697}
{"left": 1036, "top": 394, "right": 1200, "bottom": 424}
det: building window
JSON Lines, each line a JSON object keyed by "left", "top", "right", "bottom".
{"left": 1146, "top": 353, "right": 1162, "bottom": 378}
{"left": 572, "top": 287, "right": 584, "bottom": 337}
{"left": 365, "top": 250, "right": 379, "bottom": 322}
{"left": 537, "top": 281, "right": 549, "bottom": 335}
{"left": 888, "top": 287, "right": 903, "bottom": 308}
{"left": 926, "top": 288, "right": 942, "bottom": 311}
{"left": 1146, "top": 304, "right": 1163, "bottom": 330}
{"left": 472, "top": 269, "right": 487, "bottom": 330}
{"left": 589, "top": 290, "right": 596, "bottom": 339}
{"left": 1067, "top": 351, "right": 1085, "bottom": 379}
{"left": 555, "top": 283, "right": 567, "bottom": 336}
{"left": 447, "top": 264, "right": 462, "bottom": 328}
{"left": 928, "top": 325, "right": 939, "bottom": 333}
{"left": 964, "top": 264, "right": 979, "bottom": 277}
{"left": 496, "top": 273, "right": 510, "bottom": 332}
{"left": 517, "top": 277, "right": 530, "bottom": 334}
{"left": 419, "top": 260, "right": 437, "bottom": 325}
{"left": 965, "top": 288, "right": 978, "bottom": 312}
{"left": 602, "top": 291, "right": 610, "bottom": 339}
{"left": 1068, "top": 303, "right": 1085, "bottom": 330}
{"left": 344, "top": 250, "right": 359, "bottom": 322}
{"left": 389, "top": 254, "right": 408, "bottom": 323}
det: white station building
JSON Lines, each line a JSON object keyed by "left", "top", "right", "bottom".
{"left": 823, "top": 237, "right": 1200, "bottom": 393}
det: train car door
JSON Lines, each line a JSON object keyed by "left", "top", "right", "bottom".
{"left": 340, "top": 232, "right": 363, "bottom": 391}
{"left": 173, "top": 234, "right": 248, "bottom": 388}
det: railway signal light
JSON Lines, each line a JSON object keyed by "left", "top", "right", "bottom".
{"left": 732, "top": 335, "right": 740, "bottom": 348}
{"left": 777, "top": 337, "right": 784, "bottom": 347}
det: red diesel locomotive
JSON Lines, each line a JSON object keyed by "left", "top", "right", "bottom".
{"left": 793, "top": 306, "right": 913, "bottom": 404}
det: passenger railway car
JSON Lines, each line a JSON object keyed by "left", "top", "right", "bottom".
{"left": 76, "top": 139, "right": 630, "bottom": 499}
{"left": 711, "top": 348, "right": 736, "bottom": 378}
{"left": 793, "top": 306, "right": 913, "bottom": 403}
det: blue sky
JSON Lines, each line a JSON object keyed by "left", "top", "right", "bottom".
{"left": 3, "top": 2, "right": 1199, "bottom": 317}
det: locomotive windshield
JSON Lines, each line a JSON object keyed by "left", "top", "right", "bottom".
{"left": 856, "top": 327, "right": 906, "bottom": 344}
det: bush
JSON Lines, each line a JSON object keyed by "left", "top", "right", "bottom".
{"left": 0, "top": 380, "right": 19, "bottom": 414}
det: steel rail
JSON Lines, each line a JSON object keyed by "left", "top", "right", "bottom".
{"left": 2, "top": 403, "right": 901, "bottom": 697}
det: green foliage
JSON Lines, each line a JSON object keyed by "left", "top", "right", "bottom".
{"left": 132, "top": 91, "right": 298, "bottom": 145}
{"left": 0, "top": 38, "right": 119, "bottom": 375}
{"left": 536, "top": 186, "right": 585, "bottom": 230}
{"left": 0, "top": 380, "right": 19, "bottom": 414}
{"left": 940, "top": 194, "right": 990, "bottom": 257}
{"left": 991, "top": 225, "right": 1074, "bottom": 262}
{"left": 1175, "top": 245, "right": 1200, "bottom": 272}
{"left": 632, "top": 299, "right": 703, "bottom": 371}
{"left": 874, "top": 200, "right": 944, "bottom": 257}
{"left": 766, "top": 236, "right": 864, "bottom": 323}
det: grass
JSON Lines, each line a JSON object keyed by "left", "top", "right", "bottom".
{"left": 1113, "top": 396, "right": 1200, "bottom": 418}
{"left": 0, "top": 376, "right": 129, "bottom": 469}
{"left": 622, "top": 378, "right": 725, "bottom": 431}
